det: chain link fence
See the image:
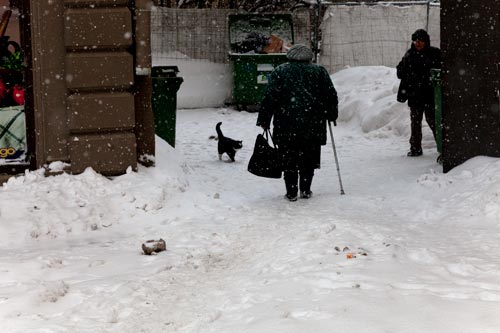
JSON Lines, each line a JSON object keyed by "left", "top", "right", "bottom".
{"left": 320, "top": 1, "right": 440, "bottom": 73}
{"left": 149, "top": 3, "right": 439, "bottom": 108}
{"left": 151, "top": 7, "right": 311, "bottom": 65}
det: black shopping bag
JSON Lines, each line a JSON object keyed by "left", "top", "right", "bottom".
{"left": 248, "top": 129, "right": 282, "bottom": 179}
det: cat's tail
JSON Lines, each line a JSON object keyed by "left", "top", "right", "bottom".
{"left": 216, "top": 122, "right": 223, "bottom": 139}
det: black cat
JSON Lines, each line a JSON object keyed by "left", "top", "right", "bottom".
{"left": 216, "top": 122, "right": 242, "bottom": 162}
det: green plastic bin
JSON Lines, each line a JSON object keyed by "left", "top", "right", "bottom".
{"left": 151, "top": 66, "right": 183, "bottom": 147}
{"left": 431, "top": 68, "right": 442, "bottom": 154}
{"left": 228, "top": 14, "right": 294, "bottom": 109}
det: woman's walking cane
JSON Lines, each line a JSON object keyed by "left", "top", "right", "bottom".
{"left": 328, "top": 121, "right": 345, "bottom": 195}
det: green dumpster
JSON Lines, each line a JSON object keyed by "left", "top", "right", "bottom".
{"left": 228, "top": 14, "right": 294, "bottom": 110}
{"left": 151, "top": 66, "right": 183, "bottom": 147}
{"left": 431, "top": 68, "right": 442, "bottom": 154}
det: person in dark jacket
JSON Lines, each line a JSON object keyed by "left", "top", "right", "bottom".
{"left": 257, "top": 44, "right": 338, "bottom": 201}
{"left": 397, "top": 29, "right": 441, "bottom": 157}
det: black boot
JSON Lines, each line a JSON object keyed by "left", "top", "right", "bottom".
{"left": 407, "top": 149, "right": 423, "bottom": 157}
{"left": 299, "top": 169, "right": 314, "bottom": 199}
{"left": 284, "top": 170, "right": 298, "bottom": 201}
{"left": 300, "top": 191, "right": 313, "bottom": 199}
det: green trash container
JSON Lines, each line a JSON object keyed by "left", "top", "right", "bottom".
{"left": 229, "top": 53, "right": 289, "bottom": 107}
{"left": 431, "top": 68, "right": 442, "bottom": 154}
{"left": 151, "top": 66, "right": 183, "bottom": 147}
{"left": 228, "top": 14, "right": 294, "bottom": 109}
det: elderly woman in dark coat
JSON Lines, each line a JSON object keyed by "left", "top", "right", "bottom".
{"left": 257, "top": 44, "right": 338, "bottom": 201}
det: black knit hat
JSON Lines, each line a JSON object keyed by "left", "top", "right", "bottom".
{"left": 411, "top": 29, "right": 430, "bottom": 45}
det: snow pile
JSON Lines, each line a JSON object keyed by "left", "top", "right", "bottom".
{"left": 0, "top": 140, "right": 189, "bottom": 246}
{"left": 334, "top": 66, "right": 409, "bottom": 135}
{"left": 417, "top": 156, "right": 500, "bottom": 221}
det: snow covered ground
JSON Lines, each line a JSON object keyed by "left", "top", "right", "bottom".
{"left": 2, "top": 66, "right": 500, "bottom": 332}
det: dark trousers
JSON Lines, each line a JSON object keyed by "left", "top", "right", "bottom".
{"left": 410, "top": 103, "right": 436, "bottom": 152}
{"left": 284, "top": 169, "right": 314, "bottom": 196}
{"left": 280, "top": 143, "right": 320, "bottom": 196}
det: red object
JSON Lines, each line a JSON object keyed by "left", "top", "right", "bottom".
{"left": 12, "top": 84, "right": 24, "bottom": 105}
{"left": 0, "top": 78, "right": 6, "bottom": 100}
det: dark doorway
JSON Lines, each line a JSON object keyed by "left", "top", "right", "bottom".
{"left": 441, "top": 0, "right": 500, "bottom": 172}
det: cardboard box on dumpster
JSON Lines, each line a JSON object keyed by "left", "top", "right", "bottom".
{"left": 263, "top": 34, "right": 291, "bottom": 54}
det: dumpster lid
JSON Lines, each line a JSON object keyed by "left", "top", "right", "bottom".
{"left": 228, "top": 14, "right": 294, "bottom": 54}
{"left": 152, "top": 66, "right": 180, "bottom": 77}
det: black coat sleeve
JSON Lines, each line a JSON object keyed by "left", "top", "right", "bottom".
{"left": 257, "top": 71, "right": 280, "bottom": 128}
{"left": 396, "top": 50, "right": 411, "bottom": 103}
{"left": 396, "top": 52, "right": 408, "bottom": 80}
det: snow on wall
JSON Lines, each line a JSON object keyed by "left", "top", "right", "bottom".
{"left": 320, "top": 3, "right": 440, "bottom": 73}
